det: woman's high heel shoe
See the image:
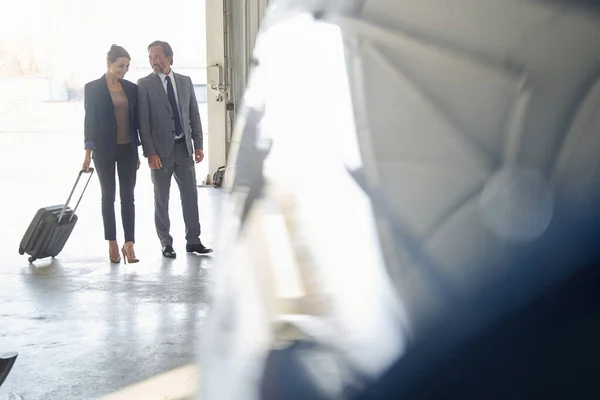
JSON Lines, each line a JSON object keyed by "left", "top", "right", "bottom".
{"left": 121, "top": 242, "right": 139, "bottom": 264}
{"left": 109, "top": 241, "right": 121, "bottom": 263}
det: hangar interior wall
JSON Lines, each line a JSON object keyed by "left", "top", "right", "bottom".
{"left": 205, "top": 0, "right": 269, "bottom": 177}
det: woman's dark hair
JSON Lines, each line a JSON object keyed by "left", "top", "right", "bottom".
{"left": 107, "top": 44, "right": 130, "bottom": 63}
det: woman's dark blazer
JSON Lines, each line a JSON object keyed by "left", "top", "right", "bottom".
{"left": 83, "top": 75, "right": 141, "bottom": 162}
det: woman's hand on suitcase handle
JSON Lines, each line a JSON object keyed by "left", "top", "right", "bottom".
{"left": 82, "top": 150, "right": 92, "bottom": 172}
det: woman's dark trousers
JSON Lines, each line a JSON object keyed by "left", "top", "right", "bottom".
{"left": 94, "top": 144, "right": 137, "bottom": 242}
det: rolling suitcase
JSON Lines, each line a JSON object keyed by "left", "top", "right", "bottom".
{"left": 19, "top": 168, "right": 95, "bottom": 263}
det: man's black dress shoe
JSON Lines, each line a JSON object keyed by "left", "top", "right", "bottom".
{"left": 186, "top": 243, "right": 213, "bottom": 254}
{"left": 162, "top": 245, "right": 177, "bottom": 258}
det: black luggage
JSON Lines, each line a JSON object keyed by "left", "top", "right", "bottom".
{"left": 19, "top": 168, "right": 94, "bottom": 263}
{"left": 213, "top": 165, "right": 226, "bottom": 188}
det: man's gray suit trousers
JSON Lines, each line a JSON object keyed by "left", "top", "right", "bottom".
{"left": 151, "top": 140, "right": 201, "bottom": 246}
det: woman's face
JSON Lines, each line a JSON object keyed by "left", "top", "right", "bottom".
{"left": 107, "top": 57, "right": 130, "bottom": 79}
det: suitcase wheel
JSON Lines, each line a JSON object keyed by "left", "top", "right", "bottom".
{"left": 28, "top": 257, "right": 35, "bottom": 263}
{"left": 18, "top": 246, "right": 25, "bottom": 255}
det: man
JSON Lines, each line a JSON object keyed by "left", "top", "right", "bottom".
{"left": 137, "top": 40, "right": 212, "bottom": 258}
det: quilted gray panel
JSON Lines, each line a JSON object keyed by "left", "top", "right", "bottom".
{"left": 340, "top": 0, "right": 600, "bottom": 333}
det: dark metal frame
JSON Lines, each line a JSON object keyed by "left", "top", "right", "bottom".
{"left": 0, "top": 352, "right": 18, "bottom": 388}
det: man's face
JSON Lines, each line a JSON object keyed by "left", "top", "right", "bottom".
{"left": 149, "top": 45, "right": 172, "bottom": 74}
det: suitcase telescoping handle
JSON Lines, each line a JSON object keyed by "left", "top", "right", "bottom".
{"left": 58, "top": 168, "right": 95, "bottom": 223}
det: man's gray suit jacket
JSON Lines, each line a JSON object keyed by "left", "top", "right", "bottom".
{"left": 137, "top": 72, "right": 203, "bottom": 159}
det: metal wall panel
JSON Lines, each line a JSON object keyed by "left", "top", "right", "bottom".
{"left": 225, "top": 0, "right": 269, "bottom": 128}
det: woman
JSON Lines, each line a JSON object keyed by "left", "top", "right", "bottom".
{"left": 82, "top": 44, "right": 141, "bottom": 264}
